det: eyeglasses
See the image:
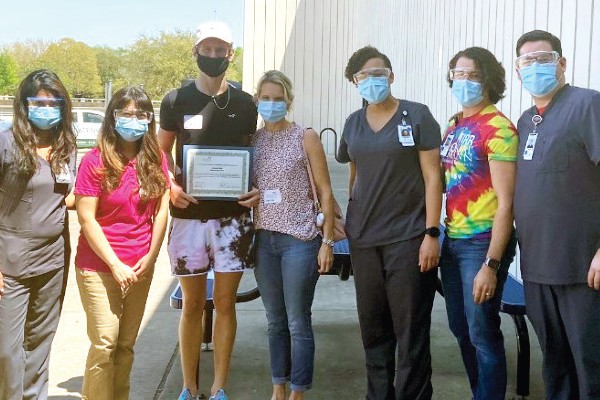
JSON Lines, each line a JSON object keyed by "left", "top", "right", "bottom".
{"left": 27, "top": 97, "right": 63, "bottom": 108}
{"left": 353, "top": 67, "right": 391, "bottom": 84}
{"left": 114, "top": 109, "right": 153, "bottom": 123}
{"left": 515, "top": 51, "right": 559, "bottom": 69}
{"left": 449, "top": 68, "right": 482, "bottom": 82}
{"left": 196, "top": 44, "right": 231, "bottom": 58}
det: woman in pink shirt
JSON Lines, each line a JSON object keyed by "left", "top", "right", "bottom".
{"left": 74, "top": 86, "right": 170, "bottom": 400}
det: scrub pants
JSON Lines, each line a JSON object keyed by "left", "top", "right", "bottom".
{"left": 0, "top": 267, "right": 66, "bottom": 400}
{"left": 524, "top": 281, "right": 600, "bottom": 400}
{"left": 351, "top": 235, "right": 437, "bottom": 400}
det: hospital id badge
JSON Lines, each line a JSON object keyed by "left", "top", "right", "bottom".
{"left": 398, "top": 124, "right": 415, "bottom": 146}
{"left": 55, "top": 164, "right": 71, "bottom": 184}
{"left": 440, "top": 133, "right": 455, "bottom": 157}
{"left": 264, "top": 189, "right": 282, "bottom": 204}
{"left": 523, "top": 133, "right": 538, "bottom": 161}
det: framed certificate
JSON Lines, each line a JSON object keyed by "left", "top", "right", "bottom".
{"left": 182, "top": 145, "right": 253, "bottom": 201}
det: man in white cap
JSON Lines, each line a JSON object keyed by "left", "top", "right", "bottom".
{"left": 158, "top": 20, "right": 259, "bottom": 400}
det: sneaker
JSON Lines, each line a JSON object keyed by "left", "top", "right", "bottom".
{"left": 178, "top": 388, "right": 199, "bottom": 400}
{"left": 209, "top": 389, "right": 229, "bottom": 400}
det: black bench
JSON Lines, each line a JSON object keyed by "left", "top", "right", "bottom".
{"left": 170, "top": 239, "right": 530, "bottom": 398}
{"left": 169, "top": 239, "right": 353, "bottom": 346}
{"left": 435, "top": 269, "right": 530, "bottom": 398}
{"left": 500, "top": 274, "right": 529, "bottom": 399}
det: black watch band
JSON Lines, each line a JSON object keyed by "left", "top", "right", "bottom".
{"left": 424, "top": 226, "right": 441, "bottom": 238}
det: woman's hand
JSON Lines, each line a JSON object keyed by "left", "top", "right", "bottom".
{"left": 238, "top": 187, "right": 260, "bottom": 208}
{"left": 419, "top": 235, "right": 440, "bottom": 272}
{"left": 317, "top": 243, "right": 334, "bottom": 274}
{"left": 132, "top": 253, "right": 157, "bottom": 280}
{"left": 109, "top": 261, "right": 138, "bottom": 290}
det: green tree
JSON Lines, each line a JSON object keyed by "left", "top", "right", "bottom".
{"left": 226, "top": 47, "right": 243, "bottom": 85}
{"left": 126, "top": 31, "right": 197, "bottom": 99}
{"left": 37, "top": 38, "right": 103, "bottom": 97}
{"left": 0, "top": 51, "right": 19, "bottom": 95}
{"left": 6, "top": 39, "right": 49, "bottom": 79}
{"left": 94, "top": 46, "right": 129, "bottom": 90}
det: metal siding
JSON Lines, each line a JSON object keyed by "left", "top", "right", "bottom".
{"left": 245, "top": 0, "right": 600, "bottom": 139}
{"left": 574, "top": 0, "right": 594, "bottom": 87}
{"left": 243, "top": 0, "right": 600, "bottom": 276}
{"left": 591, "top": 0, "right": 600, "bottom": 89}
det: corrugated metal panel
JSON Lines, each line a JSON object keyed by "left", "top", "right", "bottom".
{"left": 243, "top": 0, "right": 600, "bottom": 278}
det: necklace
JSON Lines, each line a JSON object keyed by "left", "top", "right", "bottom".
{"left": 212, "top": 87, "right": 231, "bottom": 110}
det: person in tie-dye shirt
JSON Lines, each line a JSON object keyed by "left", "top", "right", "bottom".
{"left": 439, "top": 47, "right": 519, "bottom": 400}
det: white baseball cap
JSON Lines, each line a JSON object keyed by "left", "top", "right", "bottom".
{"left": 195, "top": 21, "right": 233, "bottom": 46}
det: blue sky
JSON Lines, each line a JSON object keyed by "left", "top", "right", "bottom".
{"left": 0, "top": 0, "right": 245, "bottom": 48}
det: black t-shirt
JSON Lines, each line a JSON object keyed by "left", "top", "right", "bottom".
{"left": 160, "top": 82, "right": 258, "bottom": 220}
{"left": 337, "top": 100, "right": 441, "bottom": 247}
{"left": 514, "top": 85, "right": 600, "bottom": 284}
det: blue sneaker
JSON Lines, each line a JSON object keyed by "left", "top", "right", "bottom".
{"left": 209, "top": 389, "right": 229, "bottom": 400}
{"left": 178, "top": 388, "right": 199, "bottom": 400}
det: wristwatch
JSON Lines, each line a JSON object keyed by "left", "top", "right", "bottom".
{"left": 484, "top": 257, "right": 501, "bottom": 272}
{"left": 424, "top": 226, "right": 441, "bottom": 238}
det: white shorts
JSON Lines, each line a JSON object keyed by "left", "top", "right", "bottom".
{"left": 167, "top": 215, "right": 255, "bottom": 276}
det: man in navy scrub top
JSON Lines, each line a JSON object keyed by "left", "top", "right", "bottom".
{"left": 513, "top": 30, "right": 600, "bottom": 400}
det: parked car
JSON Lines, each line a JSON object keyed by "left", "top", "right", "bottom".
{"left": 0, "top": 110, "right": 104, "bottom": 146}
{"left": 0, "top": 119, "right": 11, "bottom": 132}
{"left": 72, "top": 109, "right": 104, "bottom": 149}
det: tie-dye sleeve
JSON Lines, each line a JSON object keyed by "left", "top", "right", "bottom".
{"left": 485, "top": 115, "right": 519, "bottom": 162}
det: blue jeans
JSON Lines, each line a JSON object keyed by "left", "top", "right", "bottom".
{"left": 440, "top": 232, "right": 517, "bottom": 400}
{"left": 254, "top": 230, "right": 320, "bottom": 392}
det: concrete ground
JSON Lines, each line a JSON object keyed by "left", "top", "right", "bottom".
{"left": 47, "top": 155, "right": 545, "bottom": 400}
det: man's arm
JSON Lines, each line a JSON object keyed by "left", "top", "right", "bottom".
{"left": 157, "top": 128, "right": 197, "bottom": 208}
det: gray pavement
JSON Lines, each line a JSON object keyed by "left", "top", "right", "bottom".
{"left": 48, "top": 155, "right": 544, "bottom": 399}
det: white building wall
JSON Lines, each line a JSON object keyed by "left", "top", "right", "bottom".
{"left": 243, "top": 0, "right": 600, "bottom": 278}
{"left": 244, "top": 0, "right": 600, "bottom": 151}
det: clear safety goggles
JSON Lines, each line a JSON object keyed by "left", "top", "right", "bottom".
{"left": 449, "top": 68, "right": 482, "bottom": 82}
{"left": 515, "top": 51, "right": 560, "bottom": 69}
{"left": 353, "top": 67, "right": 391, "bottom": 84}
{"left": 114, "top": 109, "right": 153, "bottom": 123}
{"left": 26, "top": 97, "right": 64, "bottom": 108}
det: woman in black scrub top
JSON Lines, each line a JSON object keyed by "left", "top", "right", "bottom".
{"left": 337, "top": 46, "right": 443, "bottom": 400}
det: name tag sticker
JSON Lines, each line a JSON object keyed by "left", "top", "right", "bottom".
{"left": 440, "top": 133, "right": 455, "bottom": 157}
{"left": 184, "top": 114, "right": 203, "bottom": 130}
{"left": 263, "top": 189, "right": 282, "bottom": 204}
{"left": 55, "top": 164, "right": 71, "bottom": 184}
{"left": 398, "top": 124, "right": 415, "bottom": 146}
{"left": 523, "top": 132, "right": 538, "bottom": 161}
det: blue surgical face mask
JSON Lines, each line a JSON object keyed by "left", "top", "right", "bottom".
{"left": 520, "top": 62, "right": 559, "bottom": 97}
{"left": 115, "top": 117, "right": 148, "bottom": 142}
{"left": 358, "top": 76, "right": 390, "bottom": 104}
{"left": 28, "top": 106, "right": 62, "bottom": 130}
{"left": 451, "top": 79, "right": 484, "bottom": 107}
{"left": 258, "top": 100, "right": 288, "bottom": 123}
